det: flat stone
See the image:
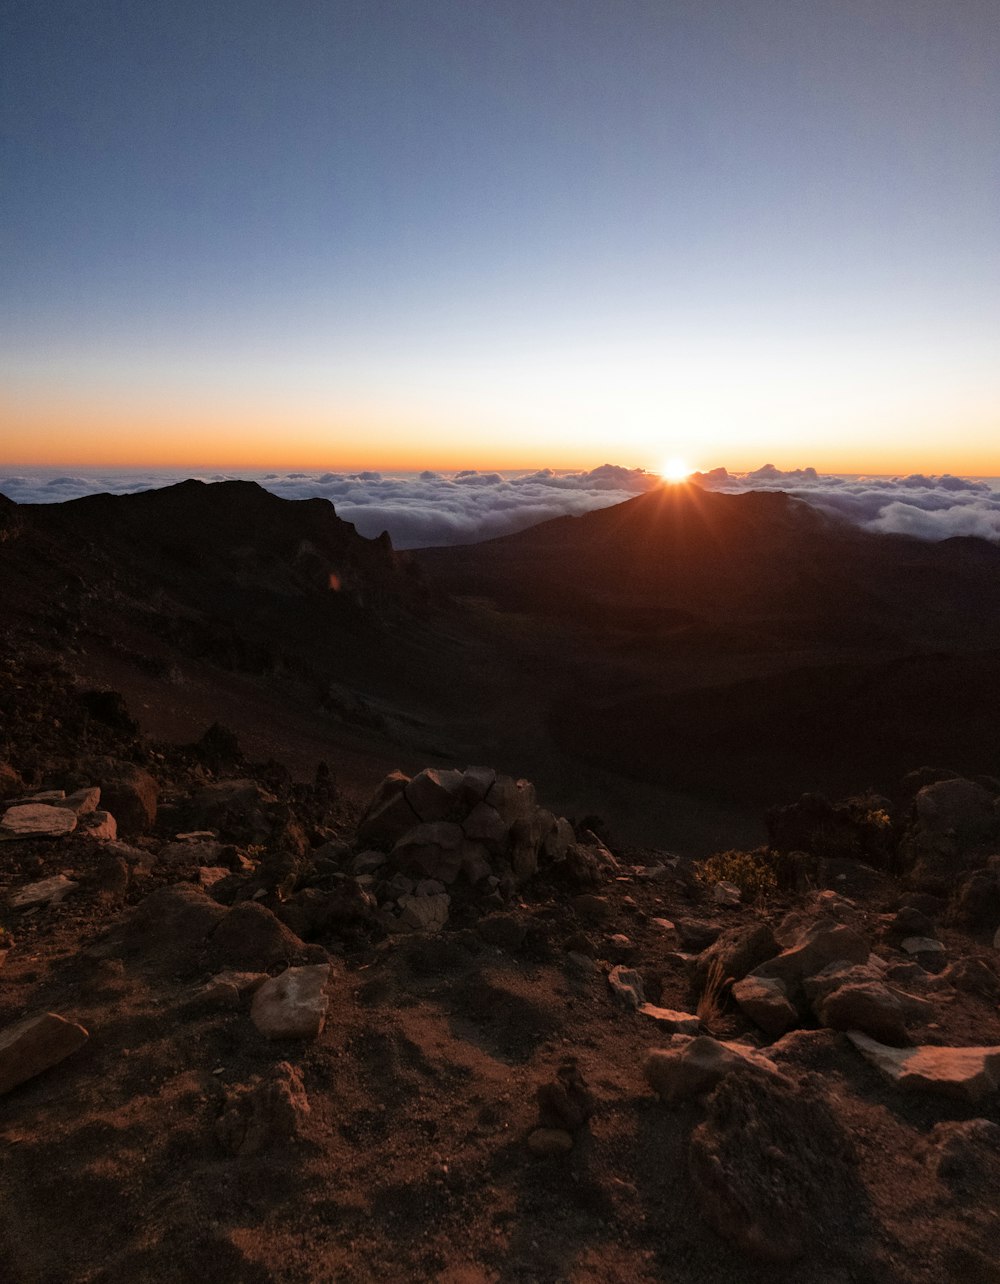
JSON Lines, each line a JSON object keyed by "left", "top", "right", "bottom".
{"left": 0, "top": 1012, "right": 89, "bottom": 1094}
{"left": 56, "top": 787, "right": 101, "bottom": 816}
{"left": 250, "top": 965, "right": 331, "bottom": 1040}
{"left": 637, "top": 1004, "right": 701, "bottom": 1033}
{"left": 848, "top": 1031, "right": 1000, "bottom": 1103}
{"left": 901, "top": 937, "right": 946, "bottom": 955}
{"left": 1, "top": 804, "right": 77, "bottom": 839}
{"left": 9, "top": 874, "right": 78, "bottom": 909}
{"left": 198, "top": 865, "right": 230, "bottom": 888}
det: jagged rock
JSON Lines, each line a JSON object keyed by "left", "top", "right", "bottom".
{"left": 486, "top": 775, "right": 536, "bottom": 827}
{"left": 0, "top": 1012, "right": 89, "bottom": 1095}
{"left": 55, "top": 787, "right": 101, "bottom": 815}
{"left": 392, "top": 822, "right": 464, "bottom": 883}
{"left": 543, "top": 816, "right": 575, "bottom": 863}
{"left": 689, "top": 1065, "right": 861, "bottom": 1262}
{"left": 1, "top": 803, "right": 77, "bottom": 839}
{"left": 217, "top": 1062, "right": 311, "bottom": 1155}
{"left": 9, "top": 874, "right": 78, "bottom": 909}
{"left": 527, "top": 1128, "right": 573, "bottom": 1156}
{"left": 404, "top": 768, "right": 464, "bottom": 822}
{"left": 848, "top": 1031, "right": 1000, "bottom": 1102}
{"left": 250, "top": 964, "right": 331, "bottom": 1039}
{"left": 607, "top": 965, "right": 645, "bottom": 1009}
{"left": 80, "top": 810, "right": 117, "bottom": 840}
{"left": 357, "top": 771, "right": 418, "bottom": 847}
{"left": 691, "top": 922, "right": 779, "bottom": 992}
{"left": 805, "top": 961, "right": 933, "bottom": 1028}
{"left": 397, "top": 893, "right": 450, "bottom": 932}
{"left": 637, "top": 1004, "right": 700, "bottom": 1033}
{"left": 207, "top": 902, "right": 307, "bottom": 971}
{"left": 712, "top": 880, "right": 741, "bottom": 906}
{"left": 459, "top": 765, "right": 496, "bottom": 803}
{"left": 461, "top": 801, "right": 508, "bottom": 848}
{"left": 536, "top": 1058, "right": 594, "bottom": 1132}
{"left": 731, "top": 975, "right": 798, "bottom": 1036}
{"left": 751, "top": 922, "right": 870, "bottom": 996}
{"left": 460, "top": 840, "right": 493, "bottom": 884}
{"left": 197, "top": 865, "right": 230, "bottom": 888}
{"left": 98, "top": 764, "right": 158, "bottom": 837}
{"left": 886, "top": 905, "right": 936, "bottom": 940}
{"left": 644, "top": 1036, "right": 777, "bottom": 1103}
{"left": 914, "top": 777, "right": 996, "bottom": 838}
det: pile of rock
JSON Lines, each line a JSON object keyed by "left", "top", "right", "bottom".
{"left": 343, "top": 766, "right": 615, "bottom": 934}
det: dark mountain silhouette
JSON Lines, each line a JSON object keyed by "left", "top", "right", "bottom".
{"left": 3, "top": 478, "right": 1000, "bottom": 847}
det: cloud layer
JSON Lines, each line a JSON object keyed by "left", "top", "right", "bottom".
{"left": 0, "top": 465, "right": 660, "bottom": 548}
{"left": 691, "top": 465, "right": 1000, "bottom": 543}
{"left": 3, "top": 464, "right": 998, "bottom": 547}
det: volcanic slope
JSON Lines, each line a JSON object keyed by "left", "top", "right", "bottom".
{"left": 417, "top": 483, "right": 1000, "bottom": 805}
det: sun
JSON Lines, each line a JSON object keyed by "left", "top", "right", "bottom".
{"left": 659, "top": 456, "right": 693, "bottom": 484}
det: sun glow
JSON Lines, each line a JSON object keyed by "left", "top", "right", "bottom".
{"left": 659, "top": 457, "right": 693, "bottom": 483}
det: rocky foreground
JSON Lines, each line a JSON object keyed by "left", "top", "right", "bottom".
{"left": 2, "top": 694, "right": 1000, "bottom": 1281}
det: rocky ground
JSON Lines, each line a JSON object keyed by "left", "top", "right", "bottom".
{"left": 2, "top": 662, "right": 1000, "bottom": 1282}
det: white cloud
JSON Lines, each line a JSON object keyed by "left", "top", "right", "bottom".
{"left": 691, "top": 464, "right": 1000, "bottom": 542}
{"left": 3, "top": 461, "right": 998, "bottom": 547}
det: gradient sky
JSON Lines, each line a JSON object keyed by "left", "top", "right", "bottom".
{"left": 2, "top": 1, "right": 998, "bottom": 473}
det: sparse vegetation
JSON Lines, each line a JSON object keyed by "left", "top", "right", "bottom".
{"left": 693, "top": 848, "right": 779, "bottom": 900}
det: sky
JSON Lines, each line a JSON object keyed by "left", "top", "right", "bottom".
{"left": 2, "top": 1, "right": 999, "bottom": 475}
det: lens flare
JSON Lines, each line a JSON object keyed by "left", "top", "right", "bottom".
{"left": 659, "top": 457, "right": 692, "bottom": 483}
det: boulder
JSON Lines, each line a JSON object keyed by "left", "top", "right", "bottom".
{"left": 216, "top": 1062, "right": 311, "bottom": 1155}
{"left": 98, "top": 764, "right": 158, "bottom": 837}
{"left": 9, "top": 874, "right": 78, "bottom": 909}
{"left": 731, "top": 975, "right": 798, "bottom": 1036}
{"left": 392, "top": 822, "right": 464, "bottom": 883}
{"left": 0, "top": 1012, "right": 89, "bottom": 1095}
{"left": 357, "top": 771, "right": 418, "bottom": 847}
{"left": 751, "top": 922, "right": 870, "bottom": 996}
{"left": 1, "top": 803, "right": 77, "bottom": 839}
{"left": 848, "top": 1032, "right": 1000, "bottom": 1103}
{"left": 689, "top": 1065, "right": 861, "bottom": 1262}
{"left": 118, "top": 884, "right": 227, "bottom": 970}
{"left": 816, "top": 982, "right": 908, "bottom": 1045}
{"left": 250, "top": 964, "right": 331, "bottom": 1039}
{"left": 461, "top": 801, "right": 508, "bottom": 849}
{"left": 207, "top": 902, "right": 307, "bottom": 971}
{"left": 486, "top": 776, "right": 536, "bottom": 827}
{"left": 396, "top": 893, "right": 450, "bottom": 933}
{"left": 644, "top": 1035, "right": 776, "bottom": 1103}
{"left": 404, "top": 768, "right": 463, "bottom": 822}
{"left": 459, "top": 765, "right": 496, "bottom": 803}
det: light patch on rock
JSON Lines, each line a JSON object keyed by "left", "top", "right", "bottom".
{"left": 9, "top": 874, "right": 78, "bottom": 909}
{"left": 0, "top": 1012, "right": 89, "bottom": 1094}
{"left": 1, "top": 803, "right": 78, "bottom": 839}
{"left": 848, "top": 1031, "right": 1000, "bottom": 1103}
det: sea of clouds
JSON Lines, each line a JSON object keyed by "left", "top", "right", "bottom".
{"left": 2, "top": 463, "right": 999, "bottom": 548}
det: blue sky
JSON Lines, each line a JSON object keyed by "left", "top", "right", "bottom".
{"left": 3, "top": 1, "right": 999, "bottom": 472}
